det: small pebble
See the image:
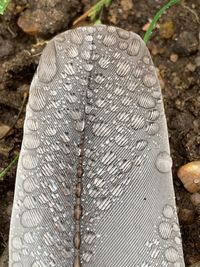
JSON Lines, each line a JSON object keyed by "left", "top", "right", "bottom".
{"left": 194, "top": 56, "right": 200, "bottom": 67}
{"left": 177, "top": 161, "right": 200, "bottom": 193}
{"left": 174, "top": 31, "right": 199, "bottom": 55}
{"left": 159, "top": 21, "right": 174, "bottom": 39}
{"left": 190, "top": 193, "right": 200, "bottom": 206}
{"left": 179, "top": 208, "right": 195, "bottom": 225}
{"left": 170, "top": 53, "right": 178, "bottom": 63}
{"left": 189, "top": 261, "right": 200, "bottom": 267}
{"left": 186, "top": 63, "right": 196, "bottom": 72}
{"left": 0, "top": 124, "right": 11, "bottom": 139}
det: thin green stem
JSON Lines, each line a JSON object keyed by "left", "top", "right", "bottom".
{"left": 89, "top": 0, "right": 112, "bottom": 21}
{"left": 143, "top": 0, "right": 181, "bottom": 44}
{"left": 0, "top": 154, "right": 19, "bottom": 181}
{"left": 0, "top": 0, "right": 11, "bottom": 15}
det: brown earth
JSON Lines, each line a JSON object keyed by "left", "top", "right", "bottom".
{"left": 0, "top": 0, "right": 200, "bottom": 266}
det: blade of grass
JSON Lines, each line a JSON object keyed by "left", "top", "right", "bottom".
{"left": 0, "top": 154, "right": 19, "bottom": 181}
{"left": 73, "top": 0, "right": 112, "bottom": 26}
{"left": 0, "top": 0, "right": 11, "bottom": 15}
{"left": 143, "top": 0, "right": 181, "bottom": 44}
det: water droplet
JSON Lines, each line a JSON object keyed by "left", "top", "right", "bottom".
{"left": 103, "top": 34, "right": 116, "bottom": 46}
{"left": 70, "top": 30, "right": 83, "bottom": 44}
{"left": 118, "top": 159, "right": 133, "bottom": 172}
{"left": 23, "top": 232, "right": 35, "bottom": 244}
{"left": 131, "top": 114, "right": 145, "bottom": 130}
{"left": 96, "top": 197, "right": 111, "bottom": 210}
{"left": 70, "top": 110, "right": 82, "bottom": 120}
{"left": 64, "top": 63, "right": 75, "bottom": 75}
{"left": 127, "top": 39, "right": 141, "bottom": 56}
{"left": 116, "top": 60, "right": 131, "bottom": 76}
{"left": 83, "top": 231, "right": 96, "bottom": 245}
{"left": 21, "top": 209, "right": 42, "bottom": 228}
{"left": 98, "top": 56, "right": 110, "bottom": 69}
{"left": 118, "top": 112, "right": 130, "bottom": 122}
{"left": 66, "top": 46, "right": 79, "bottom": 58}
{"left": 26, "top": 118, "right": 39, "bottom": 131}
{"left": 22, "top": 154, "right": 38, "bottom": 170}
{"left": 115, "top": 134, "right": 129, "bottom": 146}
{"left": 145, "top": 122, "right": 159, "bottom": 135}
{"left": 66, "top": 92, "right": 78, "bottom": 103}
{"left": 23, "top": 177, "right": 38, "bottom": 193}
{"left": 29, "top": 84, "right": 46, "bottom": 112}
{"left": 135, "top": 140, "right": 148, "bottom": 151}
{"left": 148, "top": 109, "right": 160, "bottom": 121}
{"left": 75, "top": 120, "right": 85, "bottom": 132}
{"left": 155, "top": 152, "right": 172, "bottom": 173}
{"left": 12, "top": 237, "right": 23, "bottom": 249}
{"left": 32, "top": 261, "right": 46, "bottom": 267}
{"left": 158, "top": 222, "right": 172, "bottom": 239}
{"left": 45, "top": 127, "right": 57, "bottom": 136}
{"left": 95, "top": 98, "right": 106, "bottom": 108}
{"left": 23, "top": 196, "right": 37, "bottom": 209}
{"left": 163, "top": 204, "right": 174, "bottom": 219}
{"left": 82, "top": 251, "right": 93, "bottom": 263}
{"left": 102, "top": 151, "right": 116, "bottom": 165}
{"left": 114, "top": 86, "right": 124, "bottom": 96}
{"left": 23, "top": 134, "right": 40, "bottom": 149}
{"left": 117, "top": 28, "right": 130, "bottom": 39}
{"left": 84, "top": 63, "right": 93, "bottom": 72}
{"left": 93, "top": 123, "right": 111, "bottom": 137}
{"left": 118, "top": 41, "right": 128, "bottom": 50}
{"left": 143, "top": 73, "right": 157, "bottom": 87}
{"left": 38, "top": 41, "right": 57, "bottom": 83}
{"left": 42, "top": 163, "right": 54, "bottom": 176}
{"left": 143, "top": 56, "right": 151, "bottom": 65}
{"left": 174, "top": 236, "right": 182, "bottom": 245}
{"left": 81, "top": 50, "right": 91, "bottom": 60}
{"left": 164, "top": 247, "right": 179, "bottom": 263}
{"left": 43, "top": 232, "right": 54, "bottom": 246}
{"left": 138, "top": 93, "right": 156, "bottom": 109}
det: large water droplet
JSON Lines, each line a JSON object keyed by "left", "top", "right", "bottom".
{"left": 26, "top": 118, "right": 39, "bottom": 131}
{"left": 164, "top": 247, "right": 179, "bottom": 263}
{"left": 138, "top": 93, "right": 156, "bottom": 109}
{"left": 103, "top": 34, "right": 116, "bottom": 46}
{"left": 22, "top": 154, "right": 38, "bottom": 170}
{"left": 21, "top": 209, "right": 42, "bottom": 228}
{"left": 23, "top": 134, "right": 40, "bottom": 149}
{"left": 143, "top": 73, "right": 157, "bottom": 87}
{"left": 155, "top": 152, "right": 172, "bottom": 173}
{"left": 127, "top": 39, "right": 141, "bottom": 56}
{"left": 12, "top": 237, "right": 23, "bottom": 250}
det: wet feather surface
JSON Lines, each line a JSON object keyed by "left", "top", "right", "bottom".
{"left": 9, "top": 25, "right": 185, "bottom": 267}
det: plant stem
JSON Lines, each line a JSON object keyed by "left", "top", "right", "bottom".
{"left": 0, "top": 0, "right": 11, "bottom": 15}
{"left": 143, "top": 0, "right": 181, "bottom": 44}
{"left": 0, "top": 154, "right": 19, "bottom": 181}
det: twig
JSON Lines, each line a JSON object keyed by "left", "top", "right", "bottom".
{"left": 0, "top": 154, "right": 19, "bottom": 181}
{"left": 0, "top": 91, "right": 28, "bottom": 140}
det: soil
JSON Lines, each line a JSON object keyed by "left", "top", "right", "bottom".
{"left": 0, "top": 0, "right": 200, "bottom": 266}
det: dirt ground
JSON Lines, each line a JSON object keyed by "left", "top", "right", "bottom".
{"left": 0, "top": 0, "right": 200, "bottom": 266}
